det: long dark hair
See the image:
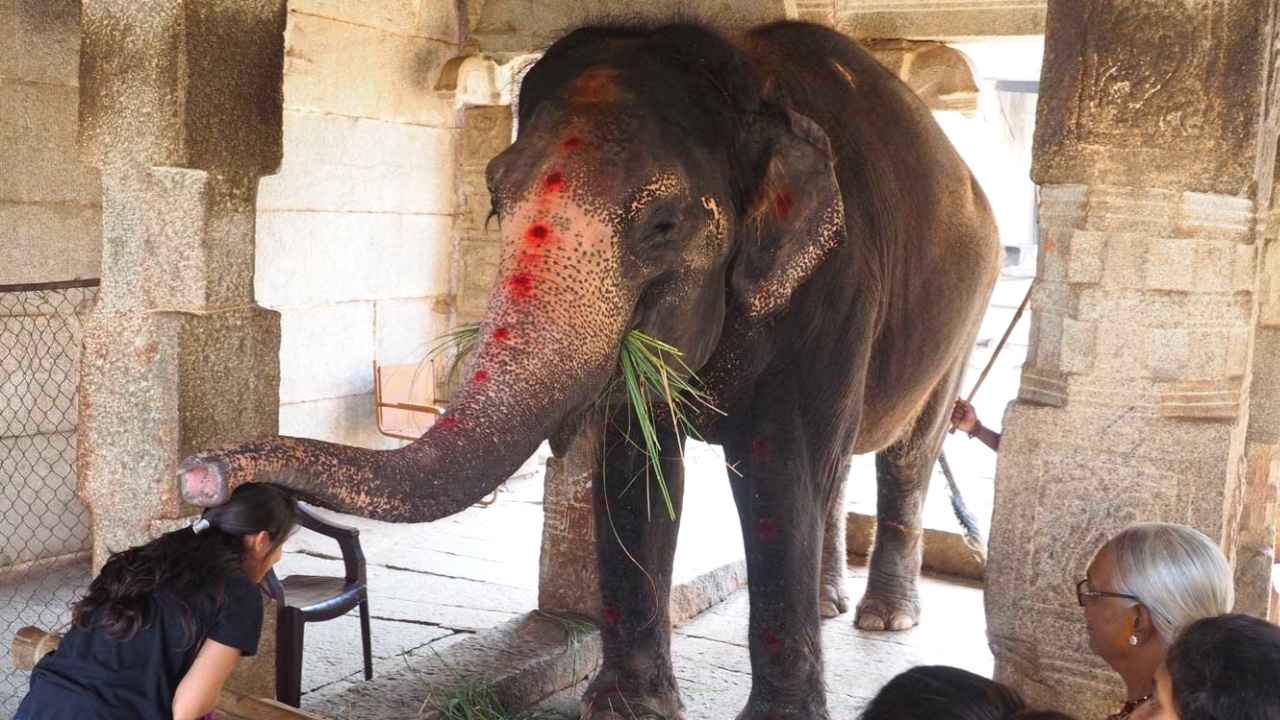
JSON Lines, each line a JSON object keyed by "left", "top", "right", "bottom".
{"left": 72, "top": 483, "right": 297, "bottom": 647}
{"left": 859, "top": 666, "right": 1028, "bottom": 720}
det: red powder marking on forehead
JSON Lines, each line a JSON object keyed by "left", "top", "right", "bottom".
{"left": 544, "top": 171, "right": 564, "bottom": 193}
{"left": 473, "top": 370, "right": 489, "bottom": 384}
{"left": 507, "top": 273, "right": 535, "bottom": 299}
{"left": 436, "top": 417, "right": 459, "bottom": 430}
{"left": 773, "top": 191, "right": 795, "bottom": 219}
{"left": 750, "top": 440, "right": 771, "bottom": 461}
{"left": 561, "top": 136, "right": 582, "bottom": 151}
{"left": 757, "top": 517, "right": 778, "bottom": 544}
{"left": 525, "top": 224, "right": 551, "bottom": 246}
{"left": 492, "top": 327, "right": 509, "bottom": 342}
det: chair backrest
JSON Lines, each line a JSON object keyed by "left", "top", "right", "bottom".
{"left": 296, "top": 504, "right": 365, "bottom": 585}
{"left": 374, "top": 361, "right": 444, "bottom": 440}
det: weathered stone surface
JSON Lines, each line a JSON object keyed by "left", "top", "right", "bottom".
{"left": 374, "top": 296, "right": 454, "bottom": 366}
{"left": 0, "top": 203, "right": 101, "bottom": 286}
{"left": 308, "top": 612, "right": 601, "bottom": 720}
{"left": 861, "top": 39, "right": 980, "bottom": 115}
{"left": 472, "top": 0, "right": 795, "bottom": 55}
{"left": 0, "top": 79, "right": 102, "bottom": 206}
{"left": 835, "top": 0, "right": 1046, "bottom": 38}
{"left": 278, "top": 303, "right": 375, "bottom": 405}
{"left": 295, "top": 612, "right": 455, "bottom": 694}
{"left": 256, "top": 210, "right": 455, "bottom": 307}
{"left": 538, "top": 426, "right": 602, "bottom": 619}
{"left": 0, "top": 0, "right": 81, "bottom": 85}
{"left": 279, "top": 394, "right": 403, "bottom": 451}
{"left": 257, "top": 112, "right": 460, "bottom": 215}
{"left": 276, "top": 12, "right": 458, "bottom": 127}
{"left": 1032, "top": 0, "right": 1272, "bottom": 196}
{"left": 0, "top": 432, "right": 92, "bottom": 566}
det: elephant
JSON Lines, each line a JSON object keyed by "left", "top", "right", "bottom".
{"left": 179, "top": 20, "right": 1000, "bottom": 720}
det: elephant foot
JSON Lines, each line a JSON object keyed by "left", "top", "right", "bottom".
{"left": 580, "top": 670, "right": 682, "bottom": 720}
{"left": 854, "top": 593, "right": 920, "bottom": 631}
{"left": 735, "top": 693, "right": 830, "bottom": 720}
{"left": 818, "top": 574, "right": 850, "bottom": 619}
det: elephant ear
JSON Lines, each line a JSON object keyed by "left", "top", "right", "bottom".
{"left": 731, "top": 107, "right": 847, "bottom": 320}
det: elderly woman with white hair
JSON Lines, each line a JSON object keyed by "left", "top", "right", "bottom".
{"left": 1075, "top": 523, "right": 1233, "bottom": 720}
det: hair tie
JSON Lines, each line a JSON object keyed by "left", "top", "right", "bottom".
{"left": 190, "top": 517, "right": 211, "bottom": 534}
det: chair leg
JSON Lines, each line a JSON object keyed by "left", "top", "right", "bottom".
{"left": 276, "top": 609, "right": 305, "bottom": 707}
{"left": 359, "top": 600, "right": 374, "bottom": 681}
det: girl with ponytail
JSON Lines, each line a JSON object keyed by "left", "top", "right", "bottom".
{"left": 16, "top": 483, "right": 298, "bottom": 720}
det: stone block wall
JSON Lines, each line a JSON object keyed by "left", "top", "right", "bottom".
{"left": 0, "top": 0, "right": 101, "bottom": 568}
{"left": 255, "top": 0, "right": 464, "bottom": 448}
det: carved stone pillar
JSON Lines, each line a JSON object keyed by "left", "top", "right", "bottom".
{"left": 986, "top": 1, "right": 1280, "bottom": 716}
{"left": 76, "top": 0, "right": 286, "bottom": 698}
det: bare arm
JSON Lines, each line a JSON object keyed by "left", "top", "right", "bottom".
{"left": 172, "top": 638, "right": 242, "bottom": 720}
{"left": 952, "top": 398, "right": 1000, "bottom": 452}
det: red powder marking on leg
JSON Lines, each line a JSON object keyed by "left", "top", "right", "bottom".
{"left": 473, "top": 370, "right": 488, "bottom": 384}
{"left": 560, "top": 136, "right": 582, "bottom": 151}
{"left": 773, "top": 191, "right": 795, "bottom": 219}
{"left": 436, "top": 417, "right": 459, "bottom": 430}
{"left": 506, "top": 273, "right": 535, "bottom": 299}
{"left": 763, "top": 631, "right": 783, "bottom": 654}
{"left": 757, "top": 517, "right": 778, "bottom": 544}
{"left": 603, "top": 605, "right": 622, "bottom": 626}
{"left": 492, "top": 327, "right": 509, "bottom": 342}
{"left": 544, "top": 171, "right": 564, "bottom": 193}
{"left": 750, "top": 439, "right": 771, "bottom": 461}
{"left": 594, "top": 494, "right": 610, "bottom": 512}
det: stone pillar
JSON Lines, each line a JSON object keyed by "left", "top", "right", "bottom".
{"left": 456, "top": 105, "right": 514, "bottom": 328}
{"left": 76, "top": 0, "right": 286, "bottom": 698}
{"left": 986, "top": 1, "right": 1280, "bottom": 717}
{"left": 538, "top": 425, "right": 604, "bottom": 619}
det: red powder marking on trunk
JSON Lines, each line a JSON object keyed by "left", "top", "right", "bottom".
{"left": 594, "top": 494, "right": 609, "bottom": 512}
{"left": 543, "top": 171, "right": 564, "bottom": 193}
{"left": 473, "top": 370, "right": 489, "bottom": 384}
{"left": 507, "top": 273, "right": 535, "bottom": 299}
{"left": 750, "top": 439, "right": 771, "bottom": 461}
{"left": 436, "top": 417, "right": 459, "bottom": 430}
{"left": 757, "top": 517, "right": 778, "bottom": 544}
{"left": 773, "top": 191, "right": 795, "bottom": 218}
{"left": 603, "top": 605, "right": 622, "bottom": 626}
{"left": 561, "top": 136, "right": 582, "bottom": 151}
{"left": 492, "top": 327, "right": 509, "bottom": 342}
{"left": 526, "top": 224, "right": 550, "bottom": 243}
{"left": 763, "top": 631, "right": 783, "bottom": 654}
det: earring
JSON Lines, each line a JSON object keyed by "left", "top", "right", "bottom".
{"left": 1129, "top": 635, "right": 1138, "bottom": 646}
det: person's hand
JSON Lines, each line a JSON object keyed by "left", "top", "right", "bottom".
{"left": 951, "top": 398, "right": 979, "bottom": 434}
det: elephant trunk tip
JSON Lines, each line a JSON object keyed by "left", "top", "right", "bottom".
{"left": 178, "top": 456, "right": 229, "bottom": 507}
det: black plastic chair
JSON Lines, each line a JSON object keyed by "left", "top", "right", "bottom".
{"left": 264, "top": 504, "right": 372, "bottom": 707}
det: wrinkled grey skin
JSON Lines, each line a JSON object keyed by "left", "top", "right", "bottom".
{"left": 180, "top": 21, "right": 1000, "bottom": 720}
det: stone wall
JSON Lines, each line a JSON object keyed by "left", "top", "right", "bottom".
{"left": 1, "top": 0, "right": 101, "bottom": 567}
{"left": 255, "top": 0, "right": 464, "bottom": 448}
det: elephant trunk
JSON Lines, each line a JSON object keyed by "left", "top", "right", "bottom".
{"left": 179, "top": 192, "right": 631, "bottom": 522}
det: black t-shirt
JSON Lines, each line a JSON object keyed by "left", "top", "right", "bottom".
{"left": 16, "top": 572, "right": 263, "bottom": 720}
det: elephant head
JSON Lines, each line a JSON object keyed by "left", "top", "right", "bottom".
{"left": 179, "top": 24, "right": 846, "bottom": 521}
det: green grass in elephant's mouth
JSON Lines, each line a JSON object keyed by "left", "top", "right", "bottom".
{"left": 425, "top": 323, "right": 721, "bottom": 520}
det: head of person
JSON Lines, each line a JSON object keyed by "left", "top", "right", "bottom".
{"left": 1079, "top": 523, "right": 1232, "bottom": 679}
{"left": 859, "top": 666, "right": 1028, "bottom": 720}
{"left": 73, "top": 483, "right": 298, "bottom": 646}
{"left": 1143, "top": 614, "right": 1280, "bottom": 720}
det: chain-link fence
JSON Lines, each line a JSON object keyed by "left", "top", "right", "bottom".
{"left": 1, "top": 280, "right": 97, "bottom": 717}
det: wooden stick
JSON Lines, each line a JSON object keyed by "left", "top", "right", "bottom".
{"left": 950, "top": 281, "right": 1035, "bottom": 434}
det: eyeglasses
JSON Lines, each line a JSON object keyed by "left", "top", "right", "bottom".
{"left": 1076, "top": 577, "right": 1141, "bottom": 607}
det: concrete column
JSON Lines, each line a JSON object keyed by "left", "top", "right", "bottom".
{"left": 986, "top": 1, "right": 1280, "bottom": 716}
{"left": 76, "top": 0, "right": 286, "bottom": 698}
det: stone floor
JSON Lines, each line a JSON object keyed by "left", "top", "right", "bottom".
{"left": 539, "top": 560, "right": 990, "bottom": 720}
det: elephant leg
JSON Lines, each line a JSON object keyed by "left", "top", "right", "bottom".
{"left": 581, "top": 418, "right": 685, "bottom": 720}
{"left": 855, "top": 367, "right": 962, "bottom": 632}
{"left": 726, "top": 434, "right": 831, "bottom": 720}
{"left": 819, "top": 456, "right": 852, "bottom": 619}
